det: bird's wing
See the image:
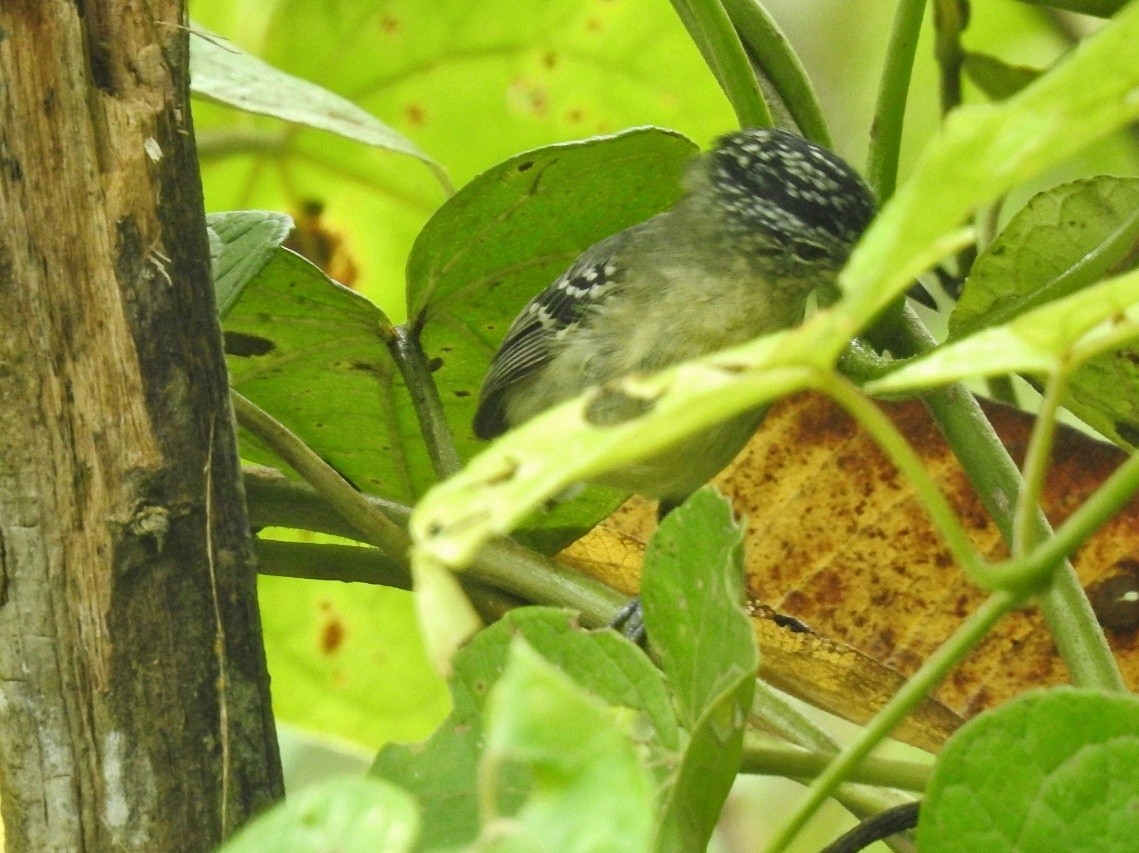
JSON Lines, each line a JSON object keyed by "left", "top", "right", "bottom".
{"left": 472, "top": 235, "right": 627, "bottom": 439}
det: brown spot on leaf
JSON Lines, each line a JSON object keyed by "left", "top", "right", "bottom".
{"left": 404, "top": 103, "right": 427, "bottom": 126}
{"left": 321, "top": 615, "right": 346, "bottom": 654}
{"left": 285, "top": 200, "right": 361, "bottom": 287}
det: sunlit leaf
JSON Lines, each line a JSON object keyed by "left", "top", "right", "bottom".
{"left": 220, "top": 777, "right": 419, "bottom": 853}
{"left": 372, "top": 608, "right": 673, "bottom": 849}
{"left": 917, "top": 688, "right": 1139, "bottom": 851}
{"left": 641, "top": 488, "right": 757, "bottom": 852}
{"left": 478, "top": 641, "right": 656, "bottom": 852}
{"left": 868, "top": 268, "right": 1139, "bottom": 394}
{"left": 207, "top": 210, "right": 293, "bottom": 318}
{"left": 189, "top": 28, "right": 449, "bottom": 191}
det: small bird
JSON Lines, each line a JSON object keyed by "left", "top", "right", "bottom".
{"left": 473, "top": 128, "right": 876, "bottom": 511}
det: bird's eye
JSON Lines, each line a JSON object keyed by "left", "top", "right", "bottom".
{"left": 792, "top": 241, "right": 828, "bottom": 262}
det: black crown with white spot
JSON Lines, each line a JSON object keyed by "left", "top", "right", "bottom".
{"left": 707, "top": 128, "right": 876, "bottom": 266}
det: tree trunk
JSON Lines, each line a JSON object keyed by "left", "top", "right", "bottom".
{"left": 0, "top": 2, "right": 283, "bottom": 849}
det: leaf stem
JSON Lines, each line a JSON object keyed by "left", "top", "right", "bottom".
{"left": 383, "top": 324, "right": 463, "bottom": 479}
{"left": 668, "top": 0, "right": 773, "bottom": 128}
{"left": 741, "top": 736, "right": 932, "bottom": 792}
{"left": 721, "top": 0, "right": 831, "bottom": 144}
{"left": 879, "top": 308, "right": 1125, "bottom": 690}
{"left": 231, "top": 391, "right": 412, "bottom": 559}
{"left": 766, "top": 590, "right": 1018, "bottom": 852}
{"left": 241, "top": 464, "right": 625, "bottom": 625}
{"left": 1012, "top": 368, "right": 1066, "bottom": 556}
{"left": 867, "top": 0, "right": 927, "bottom": 202}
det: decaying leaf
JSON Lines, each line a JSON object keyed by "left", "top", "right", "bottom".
{"left": 558, "top": 392, "right": 1139, "bottom": 752}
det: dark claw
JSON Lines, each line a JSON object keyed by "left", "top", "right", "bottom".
{"left": 610, "top": 596, "right": 646, "bottom": 644}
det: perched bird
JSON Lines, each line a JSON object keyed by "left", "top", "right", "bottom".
{"left": 473, "top": 128, "right": 876, "bottom": 511}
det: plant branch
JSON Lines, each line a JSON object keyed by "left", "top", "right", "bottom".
{"left": 241, "top": 464, "right": 625, "bottom": 625}
{"left": 741, "top": 736, "right": 932, "bottom": 792}
{"left": 867, "top": 0, "right": 927, "bottom": 202}
{"left": 721, "top": 0, "right": 831, "bottom": 144}
{"left": 383, "top": 324, "right": 463, "bottom": 479}
{"left": 767, "top": 590, "right": 1018, "bottom": 853}
{"left": 668, "top": 0, "right": 773, "bottom": 128}
{"left": 877, "top": 308, "right": 1125, "bottom": 690}
{"left": 231, "top": 391, "right": 411, "bottom": 559}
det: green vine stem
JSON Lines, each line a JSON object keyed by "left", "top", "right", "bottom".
{"left": 866, "top": 0, "right": 927, "bottom": 202}
{"left": 1017, "top": 445, "right": 1139, "bottom": 582}
{"left": 767, "top": 590, "right": 1019, "bottom": 852}
{"left": 1012, "top": 367, "right": 1067, "bottom": 557}
{"left": 879, "top": 308, "right": 1125, "bottom": 691}
{"left": 383, "top": 324, "right": 463, "bottom": 479}
{"left": 721, "top": 0, "right": 832, "bottom": 145}
{"left": 253, "top": 538, "right": 523, "bottom": 623}
{"left": 741, "top": 736, "right": 931, "bottom": 792}
{"left": 750, "top": 683, "right": 915, "bottom": 843}
{"left": 241, "top": 464, "right": 625, "bottom": 625}
{"left": 813, "top": 373, "right": 985, "bottom": 583}
{"left": 668, "top": 0, "right": 773, "bottom": 128}
{"left": 932, "top": 0, "right": 967, "bottom": 116}
{"left": 232, "top": 390, "right": 412, "bottom": 559}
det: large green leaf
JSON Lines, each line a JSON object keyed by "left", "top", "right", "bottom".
{"left": 950, "top": 177, "right": 1139, "bottom": 338}
{"left": 223, "top": 248, "right": 435, "bottom": 502}
{"left": 371, "top": 608, "right": 674, "bottom": 850}
{"left": 408, "top": 127, "right": 697, "bottom": 484}
{"left": 477, "top": 641, "right": 656, "bottom": 852}
{"left": 191, "top": 0, "right": 733, "bottom": 311}
{"left": 207, "top": 210, "right": 294, "bottom": 318}
{"left": 641, "top": 487, "right": 757, "bottom": 852}
{"left": 190, "top": 28, "right": 449, "bottom": 192}
{"left": 220, "top": 777, "right": 419, "bottom": 853}
{"left": 917, "top": 687, "right": 1139, "bottom": 851}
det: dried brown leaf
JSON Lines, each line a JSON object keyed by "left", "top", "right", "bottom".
{"left": 558, "top": 392, "right": 1139, "bottom": 752}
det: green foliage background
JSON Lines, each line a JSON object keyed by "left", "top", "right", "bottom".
{"left": 189, "top": 0, "right": 1139, "bottom": 756}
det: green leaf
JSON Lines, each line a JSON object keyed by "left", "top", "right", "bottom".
{"left": 841, "top": 0, "right": 1139, "bottom": 326}
{"left": 1013, "top": 0, "right": 1130, "bottom": 18}
{"left": 917, "top": 687, "right": 1139, "bottom": 852}
{"left": 641, "top": 487, "right": 757, "bottom": 852}
{"left": 206, "top": 210, "right": 293, "bottom": 318}
{"left": 192, "top": 0, "right": 734, "bottom": 305}
{"left": 945, "top": 177, "right": 1139, "bottom": 448}
{"left": 222, "top": 248, "right": 435, "bottom": 504}
{"left": 478, "top": 640, "right": 656, "bottom": 852}
{"left": 962, "top": 51, "right": 1042, "bottom": 101}
{"left": 258, "top": 575, "right": 449, "bottom": 749}
{"left": 950, "top": 177, "right": 1139, "bottom": 338}
{"left": 189, "top": 28, "right": 450, "bottom": 192}
{"left": 225, "top": 239, "right": 609, "bottom": 551}
{"left": 220, "top": 776, "right": 419, "bottom": 853}
{"left": 410, "top": 127, "right": 699, "bottom": 542}
{"left": 371, "top": 608, "right": 675, "bottom": 849}
{"left": 867, "top": 267, "right": 1139, "bottom": 393}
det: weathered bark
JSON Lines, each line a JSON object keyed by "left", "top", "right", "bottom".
{"left": 0, "top": 2, "right": 283, "bottom": 849}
